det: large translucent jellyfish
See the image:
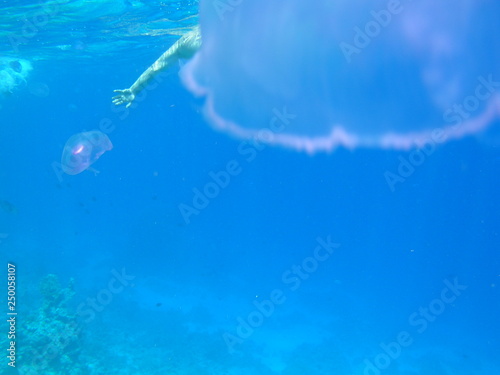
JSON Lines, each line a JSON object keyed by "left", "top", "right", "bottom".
{"left": 182, "top": 0, "right": 500, "bottom": 153}
{"left": 61, "top": 131, "right": 113, "bottom": 175}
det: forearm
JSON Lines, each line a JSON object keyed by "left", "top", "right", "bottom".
{"left": 129, "top": 48, "right": 178, "bottom": 94}
{"left": 129, "top": 26, "right": 201, "bottom": 95}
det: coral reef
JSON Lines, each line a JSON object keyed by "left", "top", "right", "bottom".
{"left": 17, "top": 274, "right": 82, "bottom": 375}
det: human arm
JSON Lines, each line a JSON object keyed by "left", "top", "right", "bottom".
{"left": 112, "top": 25, "right": 202, "bottom": 108}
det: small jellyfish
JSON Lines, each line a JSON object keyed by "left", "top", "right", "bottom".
{"left": 61, "top": 130, "right": 113, "bottom": 175}
{"left": 182, "top": 0, "right": 500, "bottom": 153}
{"left": 0, "top": 58, "right": 32, "bottom": 95}
{"left": 28, "top": 82, "right": 50, "bottom": 98}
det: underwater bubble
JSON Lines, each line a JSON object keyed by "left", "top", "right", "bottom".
{"left": 61, "top": 130, "right": 113, "bottom": 175}
{"left": 182, "top": 0, "right": 500, "bottom": 153}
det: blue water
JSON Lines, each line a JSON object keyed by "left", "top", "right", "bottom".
{"left": 0, "top": 1, "right": 499, "bottom": 374}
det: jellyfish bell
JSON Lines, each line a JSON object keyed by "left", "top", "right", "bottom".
{"left": 61, "top": 130, "right": 113, "bottom": 175}
{"left": 8, "top": 61, "right": 22, "bottom": 73}
{"left": 182, "top": 0, "right": 500, "bottom": 153}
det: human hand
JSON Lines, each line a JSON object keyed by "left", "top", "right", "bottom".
{"left": 112, "top": 88, "right": 135, "bottom": 108}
